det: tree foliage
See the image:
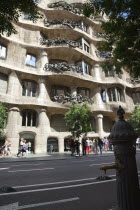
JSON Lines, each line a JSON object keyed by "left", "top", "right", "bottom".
{"left": 65, "top": 103, "right": 93, "bottom": 139}
{"left": 127, "top": 105, "right": 140, "bottom": 135}
{"left": 0, "top": 0, "right": 41, "bottom": 36}
{"left": 83, "top": 0, "right": 140, "bottom": 77}
{"left": 0, "top": 103, "right": 7, "bottom": 137}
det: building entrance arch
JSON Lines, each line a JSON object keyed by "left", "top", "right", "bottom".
{"left": 47, "top": 138, "right": 58, "bottom": 152}
{"left": 20, "top": 133, "right": 35, "bottom": 154}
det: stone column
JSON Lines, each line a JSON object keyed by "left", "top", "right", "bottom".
{"left": 38, "top": 78, "right": 50, "bottom": 101}
{"left": 93, "top": 64, "right": 102, "bottom": 80}
{"left": 94, "top": 87, "right": 103, "bottom": 105}
{"left": 58, "top": 137, "right": 64, "bottom": 153}
{"left": 7, "top": 71, "right": 20, "bottom": 97}
{"left": 6, "top": 107, "right": 20, "bottom": 154}
{"left": 40, "top": 51, "right": 49, "bottom": 72}
{"left": 35, "top": 109, "right": 50, "bottom": 154}
{"left": 96, "top": 114, "right": 104, "bottom": 138}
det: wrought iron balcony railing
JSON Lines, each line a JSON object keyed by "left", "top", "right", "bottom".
{"left": 40, "top": 36, "right": 82, "bottom": 48}
{"left": 44, "top": 62, "right": 82, "bottom": 74}
{"left": 51, "top": 93, "right": 93, "bottom": 104}
{"left": 44, "top": 19, "right": 82, "bottom": 29}
{"left": 126, "top": 78, "right": 140, "bottom": 84}
{"left": 92, "top": 32, "right": 107, "bottom": 38}
{"left": 47, "top": 1, "right": 83, "bottom": 15}
{"left": 95, "top": 50, "right": 112, "bottom": 59}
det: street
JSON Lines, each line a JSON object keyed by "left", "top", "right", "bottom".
{"left": 0, "top": 152, "right": 140, "bottom": 210}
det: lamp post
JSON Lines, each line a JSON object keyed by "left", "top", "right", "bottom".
{"left": 100, "top": 106, "right": 140, "bottom": 210}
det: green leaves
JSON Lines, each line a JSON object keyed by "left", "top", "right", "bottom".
{"left": 83, "top": 0, "right": 140, "bottom": 77}
{"left": 0, "top": 0, "right": 42, "bottom": 36}
{"left": 127, "top": 105, "right": 140, "bottom": 135}
{"left": 0, "top": 103, "right": 7, "bottom": 137}
{"left": 65, "top": 103, "right": 93, "bottom": 139}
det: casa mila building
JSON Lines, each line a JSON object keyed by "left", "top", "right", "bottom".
{"left": 0, "top": 0, "right": 139, "bottom": 154}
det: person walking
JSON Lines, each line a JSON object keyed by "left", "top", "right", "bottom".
{"left": 82, "top": 138, "right": 86, "bottom": 156}
{"left": 94, "top": 139, "right": 98, "bottom": 154}
{"left": 97, "top": 137, "right": 103, "bottom": 154}
{"left": 17, "top": 139, "right": 24, "bottom": 157}
{"left": 86, "top": 138, "right": 90, "bottom": 154}
{"left": 70, "top": 139, "right": 75, "bottom": 156}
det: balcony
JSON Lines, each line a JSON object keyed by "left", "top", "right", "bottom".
{"left": 44, "top": 18, "right": 81, "bottom": 29}
{"left": 44, "top": 62, "right": 82, "bottom": 74}
{"left": 51, "top": 93, "right": 92, "bottom": 104}
{"left": 126, "top": 78, "right": 140, "bottom": 85}
{"left": 95, "top": 50, "right": 112, "bottom": 59}
{"left": 40, "top": 35, "right": 82, "bottom": 49}
{"left": 47, "top": 1, "right": 83, "bottom": 16}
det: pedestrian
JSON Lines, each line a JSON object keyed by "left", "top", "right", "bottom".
{"left": 7, "top": 140, "right": 11, "bottom": 156}
{"left": 75, "top": 140, "right": 80, "bottom": 156}
{"left": 97, "top": 137, "right": 103, "bottom": 154}
{"left": 70, "top": 139, "right": 75, "bottom": 156}
{"left": 86, "top": 138, "right": 90, "bottom": 154}
{"left": 17, "top": 138, "right": 24, "bottom": 157}
{"left": 82, "top": 138, "right": 86, "bottom": 156}
{"left": 136, "top": 137, "right": 140, "bottom": 149}
{"left": 28, "top": 141, "right": 31, "bottom": 153}
{"left": 21, "top": 139, "right": 27, "bottom": 157}
{"left": 94, "top": 139, "right": 98, "bottom": 154}
{"left": 50, "top": 144, "right": 53, "bottom": 153}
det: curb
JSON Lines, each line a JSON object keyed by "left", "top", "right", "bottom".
{"left": 0, "top": 153, "right": 115, "bottom": 163}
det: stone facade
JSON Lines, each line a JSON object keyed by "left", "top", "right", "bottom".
{"left": 0, "top": 0, "right": 139, "bottom": 154}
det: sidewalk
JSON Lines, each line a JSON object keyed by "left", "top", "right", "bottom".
{"left": 0, "top": 149, "right": 139, "bottom": 163}
{"left": 0, "top": 150, "right": 114, "bottom": 163}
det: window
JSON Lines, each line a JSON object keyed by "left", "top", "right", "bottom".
{"left": 24, "top": 14, "right": 30, "bottom": 20}
{"left": 80, "top": 21, "right": 88, "bottom": 33}
{"left": 50, "top": 115, "right": 67, "bottom": 132}
{"left": 79, "top": 38, "right": 90, "bottom": 53}
{"left": 22, "top": 109, "right": 37, "bottom": 127}
{"left": 132, "top": 92, "right": 140, "bottom": 104}
{"left": 108, "top": 88, "right": 116, "bottom": 102}
{"left": 22, "top": 80, "right": 37, "bottom": 97}
{"left": 34, "top": 0, "right": 40, "bottom": 3}
{"left": 101, "top": 90, "right": 106, "bottom": 102}
{"left": 0, "top": 73, "right": 8, "bottom": 94}
{"left": 105, "top": 70, "right": 114, "bottom": 77}
{"left": 51, "top": 86, "right": 70, "bottom": 97}
{"left": 26, "top": 54, "right": 36, "bottom": 67}
{"left": 84, "top": 43, "right": 90, "bottom": 53}
{"left": 83, "top": 61, "right": 91, "bottom": 75}
{"left": 107, "top": 87, "right": 124, "bottom": 102}
{"left": 0, "top": 44, "right": 7, "bottom": 59}
{"left": 77, "top": 87, "right": 90, "bottom": 97}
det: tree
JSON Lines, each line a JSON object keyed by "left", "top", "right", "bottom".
{"left": 83, "top": 0, "right": 140, "bottom": 77}
{"left": 65, "top": 103, "right": 93, "bottom": 140}
{"left": 0, "top": 0, "right": 41, "bottom": 36}
{"left": 127, "top": 105, "right": 140, "bottom": 135}
{"left": 0, "top": 103, "right": 7, "bottom": 137}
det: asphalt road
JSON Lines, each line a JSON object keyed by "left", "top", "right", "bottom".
{"left": 0, "top": 152, "right": 140, "bottom": 210}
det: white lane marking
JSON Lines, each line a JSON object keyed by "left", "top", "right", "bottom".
{"left": 89, "top": 162, "right": 115, "bottom": 166}
{"left": 11, "top": 163, "right": 43, "bottom": 167}
{"left": 8, "top": 168, "right": 54, "bottom": 173}
{"left": 18, "top": 197, "right": 80, "bottom": 209}
{"left": 14, "top": 175, "right": 116, "bottom": 189}
{"left": 0, "top": 168, "right": 9, "bottom": 170}
{"left": 0, "top": 179, "right": 116, "bottom": 197}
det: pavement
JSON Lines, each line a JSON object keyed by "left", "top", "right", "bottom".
{"left": 0, "top": 150, "right": 115, "bottom": 163}
{"left": 0, "top": 149, "right": 139, "bottom": 163}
